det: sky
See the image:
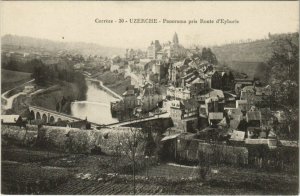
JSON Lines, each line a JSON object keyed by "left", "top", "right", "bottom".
{"left": 1, "top": 1, "right": 299, "bottom": 49}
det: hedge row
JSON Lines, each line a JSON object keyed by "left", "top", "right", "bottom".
{"left": 2, "top": 125, "right": 146, "bottom": 155}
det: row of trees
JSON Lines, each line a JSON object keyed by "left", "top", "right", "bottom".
{"left": 2, "top": 58, "right": 39, "bottom": 73}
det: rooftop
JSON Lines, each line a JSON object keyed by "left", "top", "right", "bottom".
{"left": 230, "top": 130, "right": 245, "bottom": 141}
{"left": 230, "top": 119, "right": 241, "bottom": 130}
{"left": 246, "top": 111, "right": 261, "bottom": 121}
{"left": 122, "top": 89, "right": 135, "bottom": 96}
{"left": 204, "top": 89, "right": 225, "bottom": 99}
{"left": 173, "top": 61, "right": 184, "bottom": 68}
{"left": 191, "top": 77, "right": 205, "bottom": 84}
{"left": 170, "top": 100, "right": 181, "bottom": 109}
{"left": 205, "top": 97, "right": 219, "bottom": 103}
{"left": 1, "top": 115, "right": 21, "bottom": 124}
{"left": 236, "top": 100, "right": 248, "bottom": 104}
{"left": 208, "top": 112, "right": 224, "bottom": 120}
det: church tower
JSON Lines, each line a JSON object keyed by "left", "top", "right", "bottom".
{"left": 173, "top": 32, "right": 179, "bottom": 45}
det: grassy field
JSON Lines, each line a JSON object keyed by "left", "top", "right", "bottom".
{"left": 30, "top": 81, "right": 81, "bottom": 113}
{"left": 1, "top": 145, "right": 298, "bottom": 195}
{"left": 1, "top": 69, "right": 32, "bottom": 93}
{"left": 138, "top": 163, "right": 298, "bottom": 194}
{"left": 4, "top": 81, "right": 82, "bottom": 115}
{"left": 2, "top": 147, "right": 67, "bottom": 163}
{"left": 96, "top": 71, "right": 131, "bottom": 96}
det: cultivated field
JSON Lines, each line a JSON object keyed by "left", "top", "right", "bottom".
{"left": 52, "top": 178, "right": 164, "bottom": 195}
{"left": 1, "top": 145, "right": 298, "bottom": 195}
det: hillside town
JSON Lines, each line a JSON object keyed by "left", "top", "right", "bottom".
{"left": 108, "top": 32, "right": 296, "bottom": 147}
{"left": 1, "top": 31, "right": 299, "bottom": 194}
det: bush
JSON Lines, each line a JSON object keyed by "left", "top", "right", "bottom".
{"left": 1, "top": 125, "right": 38, "bottom": 146}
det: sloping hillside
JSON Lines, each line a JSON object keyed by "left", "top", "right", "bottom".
{"left": 212, "top": 33, "right": 299, "bottom": 63}
{"left": 212, "top": 39, "right": 273, "bottom": 63}
{"left": 1, "top": 69, "right": 32, "bottom": 93}
{"left": 2, "top": 34, "right": 125, "bottom": 57}
{"left": 212, "top": 32, "right": 298, "bottom": 83}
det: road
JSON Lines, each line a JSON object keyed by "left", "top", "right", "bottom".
{"left": 1, "top": 79, "right": 35, "bottom": 110}
{"left": 107, "top": 112, "right": 170, "bottom": 127}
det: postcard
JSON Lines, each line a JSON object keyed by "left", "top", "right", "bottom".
{"left": 1, "top": 1, "right": 299, "bottom": 195}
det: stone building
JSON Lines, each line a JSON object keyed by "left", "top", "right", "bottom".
{"left": 147, "top": 40, "right": 162, "bottom": 59}
{"left": 169, "top": 99, "right": 200, "bottom": 132}
{"left": 167, "top": 86, "right": 191, "bottom": 100}
{"left": 205, "top": 97, "right": 224, "bottom": 115}
{"left": 137, "top": 82, "right": 163, "bottom": 112}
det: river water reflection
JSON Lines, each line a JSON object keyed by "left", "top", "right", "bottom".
{"left": 71, "top": 80, "right": 119, "bottom": 124}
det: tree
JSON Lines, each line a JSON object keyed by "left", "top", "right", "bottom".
{"left": 268, "top": 34, "right": 299, "bottom": 82}
{"left": 3, "top": 59, "right": 20, "bottom": 71}
{"left": 32, "top": 66, "right": 46, "bottom": 86}
{"left": 117, "top": 127, "right": 144, "bottom": 195}
{"left": 112, "top": 110, "right": 160, "bottom": 194}
{"left": 267, "top": 33, "right": 299, "bottom": 139}
{"left": 268, "top": 33, "right": 299, "bottom": 108}
{"left": 201, "top": 47, "right": 218, "bottom": 65}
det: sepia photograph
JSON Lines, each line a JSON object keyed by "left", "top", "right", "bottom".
{"left": 0, "top": 1, "right": 299, "bottom": 195}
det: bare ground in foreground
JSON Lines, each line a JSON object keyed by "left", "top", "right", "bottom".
{"left": 1, "top": 145, "right": 299, "bottom": 195}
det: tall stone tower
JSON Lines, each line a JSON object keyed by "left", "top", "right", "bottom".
{"left": 173, "top": 32, "right": 179, "bottom": 45}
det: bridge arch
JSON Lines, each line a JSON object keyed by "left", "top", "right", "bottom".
{"left": 36, "top": 112, "right": 41, "bottom": 120}
{"left": 28, "top": 106, "right": 90, "bottom": 126}
{"left": 42, "top": 114, "right": 47, "bottom": 123}
{"left": 49, "top": 116, "right": 55, "bottom": 123}
{"left": 30, "top": 110, "right": 35, "bottom": 120}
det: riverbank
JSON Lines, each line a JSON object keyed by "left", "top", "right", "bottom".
{"left": 31, "top": 81, "right": 84, "bottom": 114}
{"left": 95, "top": 71, "right": 131, "bottom": 96}
{"left": 70, "top": 80, "right": 119, "bottom": 124}
{"left": 3, "top": 80, "right": 85, "bottom": 116}
{"left": 86, "top": 78, "right": 122, "bottom": 100}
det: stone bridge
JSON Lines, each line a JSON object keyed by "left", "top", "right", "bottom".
{"left": 28, "top": 105, "right": 172, "bottom": 130}
{"left": 107, "top": 112, "right": 172, "bottom": 130}
{"left": 28, "top": 105, "right": 82, "bottom": 123}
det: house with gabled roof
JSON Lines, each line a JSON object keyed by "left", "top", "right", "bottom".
{"left": 208, "top": 112, "right": 224, "bottom": 125}
{"left": 246, "top": 111, "right": 261, "bottom": 127}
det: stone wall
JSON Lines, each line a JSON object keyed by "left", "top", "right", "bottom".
{"left": 176, "top": 138, "right": 248, "bottom": 165}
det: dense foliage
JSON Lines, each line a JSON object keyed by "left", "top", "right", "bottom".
{"left": 267, "top": 33, "right": 299, "bottom": 139}
{"left": 28, "top": 59, "right": 87, "bottom": 100}
{"left": 201, "top": 47, "right": 218, "bottom": 65}
{"left": 268, "top": 34, "right": 299, "bottom": 106}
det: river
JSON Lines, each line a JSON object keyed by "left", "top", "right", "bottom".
{"left": 71, "top": 80, "right": 119, "bottom": 124}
